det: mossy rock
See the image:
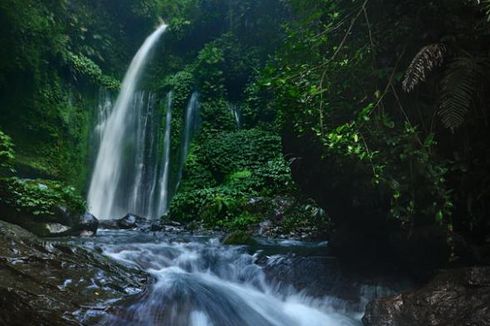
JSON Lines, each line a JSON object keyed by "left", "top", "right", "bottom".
{"left": 0, "top": 177, "right": 86, "bottom": 237}
{"left": 223, "top": 231, "right": 257, "bottom": 246}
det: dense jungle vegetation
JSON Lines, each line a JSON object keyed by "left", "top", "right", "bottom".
{"left": 0, "top": 0, "right": 489, "bottom": 274}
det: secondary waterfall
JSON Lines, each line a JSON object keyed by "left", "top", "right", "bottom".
{"left": 88, "top": 24, "right": 168, "bottom": 219}
{"left": 230, "top": 104, "right": 241, "bottom": 128}
{"left": 176, "top": 92, "right": 201, "bottom": 187}
{"left": 156, "top": 92, "right": 173, "bottom": 217}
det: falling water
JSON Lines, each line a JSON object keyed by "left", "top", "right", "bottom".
{"left": 155, "top": 92, "right": 173, "bottom": 217}
{"left": 176, "top": 92, "right": 201, "bottom": 188}
{"left": 88, "top": 24, "right": 168, "bottom": 219}
{"left": 230, "top": 104, "right": 241, "bottom": 128}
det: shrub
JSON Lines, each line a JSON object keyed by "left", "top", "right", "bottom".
{"left": 201, "top": 128, "right": 282, "bottom": 180}
{"left": 0, "top": 130, "right": 15, "bottom": 176}
{"left": 0, "top": 177, "right": 85, "bottom": 220}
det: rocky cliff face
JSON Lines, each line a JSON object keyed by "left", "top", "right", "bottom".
{"left": 363, "top": 267, "right": 490, "bottom": 326}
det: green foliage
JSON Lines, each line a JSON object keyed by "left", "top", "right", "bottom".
{"left": 280, "top": 200, "right": 330, "bottom": 235}
{"left": 195, "top": 43, "right": 226, "bottom": 98}
{"left": 0, "top": 177, "right": 85, "bottom": 219}
{"left": 160, "top": 69, "right": 195, "bottom": 108}
{"left": 223, "top": 230, "right": 257, "bottom": 245}
{"left": 66, "top": 52, "right": 119, "bottom": 90}
{"left": 170, "top": 186, "right": 248, "bottom": 225}
{"left": 0, "top": 130, "right": 15, "bottom": 176}
{"left": 258, "top": 0, "right": 486, "bottom": 233}
{"left": 178, "top": 150, "right": 217, "bottom": 192}
{"left": 201, "top": 129, "right": 282, "bottom": 179}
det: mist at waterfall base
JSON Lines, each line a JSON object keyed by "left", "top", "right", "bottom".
{"left": 88, "top": 24, "right": 200, "bottom": 220}
{"left": 74, "top": 230, "right": 390, "bottom": 326}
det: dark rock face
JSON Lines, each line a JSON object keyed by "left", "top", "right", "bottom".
{"left": 0, "top": 221, "right": 147, "bottom": 324}
{"left": 263, "top": 255, "right": 342, "bottom": 297}
{"left": 78, "top": 212, "right": 99, "bottom": 235}
{"left": 117, "top": 213, "right": 147, "bottom": 229}
{"left": 363, "top": 267, "right": 490, "bottom": 326}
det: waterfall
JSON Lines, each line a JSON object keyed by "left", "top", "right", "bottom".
{"left": 176, "top": 92, "right": 201, "bottom": 188}
{"left": 155, "top": 92, "right": 173, "bottom": 217}
{"left": 88, "top": 24, "right": 168, "bottom": 219}
{"left": 230, "top": 104, "right": 241, "bottom": 128}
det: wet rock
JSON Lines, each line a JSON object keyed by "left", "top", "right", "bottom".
{"left": 161, "top": 220, "right": 185, "bottom": 233}
{"left": 0, "top": 220, "right": 147, "bottom": 323}
{"left": 98, "top": 219, "right": 119, "bottom": 229}
{"left": 223, "top": 231, "right": 257, "bottom": 245}
{"left": 0, "top": 287, "right": 75, "bottom": 325}
{"left": 53, "top": 205, "right": 76, "bottom": 226}
{"left": 46, "top": 223, "right": 71, "bottom": 234}
{"left": 263, "top": 255, "right": 341, "bottom": 297}
{"left": 362, "top": 267, "right": 490, "bottom": 326}
{"left": 117, "top": 213, "right": 147, "bottom": 229}
{"left": 163, "top": 220, "right": 183, "bottom": 228}
{"left": 78, "top": 212, "right": 99, "bottom": 235}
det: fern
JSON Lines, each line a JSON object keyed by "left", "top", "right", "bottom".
{"left": 402, "top": 44, "right": 446, "bottom": 93}
{"left": 438, "top": 54, "right": 483, "bottom": 131}
{"left": 482, "top": 0, "right": 490, "bottom": 21}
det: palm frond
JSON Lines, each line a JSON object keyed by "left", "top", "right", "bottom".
{"left": 402, "top": 44, "right": 446, "bottom": 93}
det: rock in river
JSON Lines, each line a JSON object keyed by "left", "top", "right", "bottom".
{"left": 363, "top": 266, "right": 490, "bottom": 326}
{"left": 0, "top": 221, "right": 147, "bottom": 325}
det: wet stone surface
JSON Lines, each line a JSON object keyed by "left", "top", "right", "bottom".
{"left": 363, "top": 266, "right": 490, "bottom": 326}
{"left": 0, "top": 221, "right": 147, "bottom": 325}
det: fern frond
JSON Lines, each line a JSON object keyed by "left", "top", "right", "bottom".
{"left": 482, "top": 0, "right": 490, "bottom": 21}
{"left": 438, "top": 54, "right": 479, "bottom": 131}
{"left": 402, "top": 44, "right": 447, "bottom": 93}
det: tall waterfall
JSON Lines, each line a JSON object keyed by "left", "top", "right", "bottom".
{"left": 88, "top": 24, "right": 168, "bottom": 219}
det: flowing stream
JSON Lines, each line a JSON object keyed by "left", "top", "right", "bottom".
{"left": 78, "top": 230, "right": 379, "bottom": 326}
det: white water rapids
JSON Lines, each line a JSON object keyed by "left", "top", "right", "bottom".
{"left": 83, "top": 231, "right": 367, "bottom": 326}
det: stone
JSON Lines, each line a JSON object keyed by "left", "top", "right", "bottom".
{"left": 78, "top": 212, "right": 99, "bottom": 235}
{"left": 0, "top": 221, "right": 147, "bottom": 324}
{"left": 117, "top": 213, "right": 147, "bottom": 229}
{"left": 46, "top": 223, "right": 71, "bottom": 234}
{"left": 363, "top": 267, "right": 490, "bottom": 326}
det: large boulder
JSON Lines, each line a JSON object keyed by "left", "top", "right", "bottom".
{"left": 0, "top": 220, "right": 147, "bottom": 324}
{"left": 78, "top": 212, "right": 99, "bottom": 235}
{"left": 117, "top": 213, "right": 147, "bottom": 229}
{"left": 362, "top": 267, "right": 490, "bottom": 326}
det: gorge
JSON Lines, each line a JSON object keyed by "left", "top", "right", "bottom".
{"left": 0, "top": 0, "right": 489, "bottom": 325}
